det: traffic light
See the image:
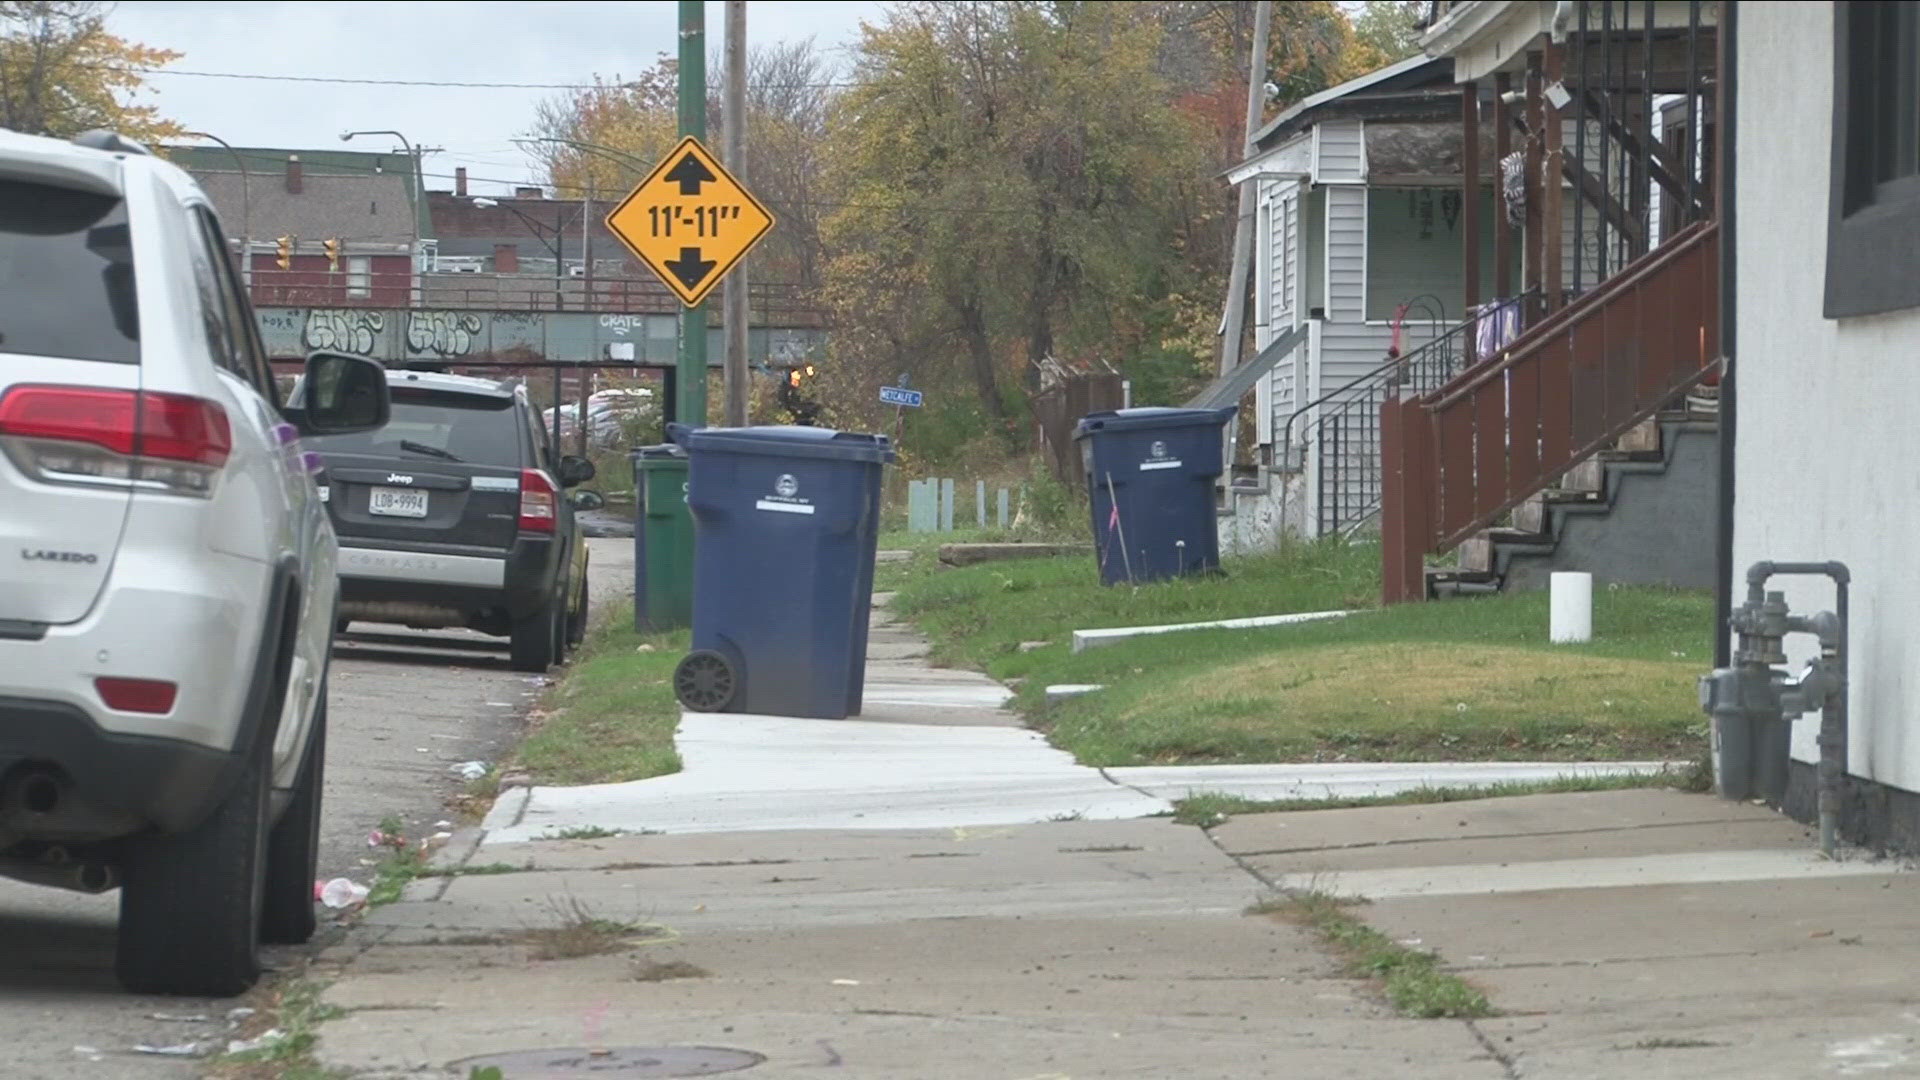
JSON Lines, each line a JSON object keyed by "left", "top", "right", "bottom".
{"left": 785, "top": 363, "right": 817, "bottom": 389}
{"left": 275, "top": 236, "right": 293, "bottom": 270}
{"left": 322, "top": 238, "right": 342, "bottom": 270}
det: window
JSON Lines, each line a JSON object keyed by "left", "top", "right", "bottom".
{"left": 188, "top": 217, "right": 243, "bottom": 380}
{"left": 1364, "top": 187, "right": 1505, "bottom": 321}
{"left": 1826, "top": 1, "right": 1920, "bottom": 317}
{"left": 346, "top": 256, "right": 372, "bottom": 299}
{"left": 0, "top": 179, "right": 139, "bottom": 363}
{"left": 192, "top": 209, "right": 277, "bottom": 403}
{"left": 306, "top": 391, "right": 521, "bottom": 465}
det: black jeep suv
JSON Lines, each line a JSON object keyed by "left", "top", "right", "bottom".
{"left": 299, "top": 369, "right": 598, "bottom": 671}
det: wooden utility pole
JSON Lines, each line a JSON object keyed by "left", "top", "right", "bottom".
{"left": 1216, "top": 0, "right": 1272, "bottom": 379}
{"left": 722, "top": 0, "right": 750, "bottom": 427}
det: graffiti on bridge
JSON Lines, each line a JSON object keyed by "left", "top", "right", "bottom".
{"left": 406, "top": 312, "right": 484, "bottom": 358}
{"left": 303, "top": 310, "right": 385, "bottom": 355}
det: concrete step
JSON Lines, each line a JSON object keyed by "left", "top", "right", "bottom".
{"left": 1457, "top": 534, "right": 1492, "bottom": 573}
{"left": 1561, "top": 456, "right": 1606, "bottom": 493}
{"left": 1513, "top": 493, "right": 1547, "bottom": 533}
{"left": 1426, "top": 568, "right": 1500, "bottom": 598}
{"left": 1616, "top": 416, "right": 1661, "bottom": 454}
{"left": 1486, "top": 525, "right": 1552, "bottom": 546}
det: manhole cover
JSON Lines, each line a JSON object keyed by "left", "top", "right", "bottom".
{"left": 450, "top": 1045, "right": 764, "bottom": 1078}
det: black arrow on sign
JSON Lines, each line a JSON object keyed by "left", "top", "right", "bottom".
{"left": 665, "top": 247, "right": 715, "bottom": 290}
{"left": 662, "top": 152, "right": 716, "bottom": 195}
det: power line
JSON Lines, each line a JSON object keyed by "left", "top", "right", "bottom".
{"left": 106, "top": 65, "right": 855, "bottom": 91}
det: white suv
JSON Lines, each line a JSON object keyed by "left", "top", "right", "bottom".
{"left": 0, "top": 129, "right": 390, "bottom": 996}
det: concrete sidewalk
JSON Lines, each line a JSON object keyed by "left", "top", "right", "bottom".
{"left": 306, "top": 592, "right": 1920, "bottom": 1078}
{"left": 1216, "top": 789, "right": 1918, "bottom": 1078}
{"left": 480, "top": 594, "right": 1670, "bottom": 840}
{"left": 314, "top": 818, "right": 1503, "bottom": 1078}
{"left": 307, "top": 595, "right": 1504, "bottom": 1077}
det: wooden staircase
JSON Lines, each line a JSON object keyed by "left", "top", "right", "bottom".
{"left": 1379, "top": 221, "right": 1721, "bottom": 603}
{"left": 1429, "top": 392, "right": 1719, "bottom": 595}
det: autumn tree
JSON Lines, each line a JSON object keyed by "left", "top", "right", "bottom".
{"left": 1354, "top": 0, "right": 1429, "bottom": 64}
{"left": 526, "top": 41, "right": 832, "bottom": 288}
{"left": 0, "top": 1, "right": 181, "bottom": 142}
{"left": 822, "top": 2, "right": 1199, "bottom": 430}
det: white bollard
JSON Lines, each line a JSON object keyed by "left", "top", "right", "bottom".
{"left": 1550, "top": 571, "right": 1593, "bottom": 644}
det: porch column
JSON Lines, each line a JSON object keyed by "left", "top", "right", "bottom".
{"left": 1494, "top": 71, "right": 1514, "bottom": 301}
{"left": 1524, "top": 51, "right": 1546, "bottom": 323}
{"left": 1543, "top": 41, "right": 1565, "bottom": 312}
{"left": 1463, "top": 82, "right": 1482, "bottom": 346}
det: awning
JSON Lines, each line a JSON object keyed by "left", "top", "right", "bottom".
{"left": 1185, "top": 324, "right": 1308, "bottom": 411}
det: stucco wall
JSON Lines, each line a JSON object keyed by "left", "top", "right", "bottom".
{"left": 1735, "top": 2, "right": 1920, "bottom": 794}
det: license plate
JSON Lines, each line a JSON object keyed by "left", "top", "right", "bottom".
{"left": 369, "top": 487, "right": 429, "bottom": 518}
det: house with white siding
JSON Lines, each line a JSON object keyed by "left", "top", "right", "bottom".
{"left": 1722, "top": 0, "right": 1920, "bottom": 851}
{"left": 1208, "top": 56, "right": 1510, "bottom": 548}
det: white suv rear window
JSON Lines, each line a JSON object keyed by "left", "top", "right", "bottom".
{"left": 0, "top": 178, "right": 140, "bottom": 364}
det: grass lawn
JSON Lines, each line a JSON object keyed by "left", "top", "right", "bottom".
{"left": 513, "top": 602, "right": 685, "bottom": 785}
{"left": 873, "top": 527, "right": 1017, "bottom": 593}
{"left": 892, "top": 537, "right": 1378, "bottom": 672}
{"left": 871, "top": 525, "right": 1090, "bottom": 594}
{"left": 890, "top": 539, "right": 1713, "bottom": 767}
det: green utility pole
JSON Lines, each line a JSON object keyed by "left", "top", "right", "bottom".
{"left": 676, "top": 0, "right": 708, "bottom": 429}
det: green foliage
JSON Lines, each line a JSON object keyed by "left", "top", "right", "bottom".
{"left": 1352, "top": 0, "right": 1429, "bottom": 64}
{"left": 1265, "top": 1, "right": 1398, "bottom": 108}
{"left": 823, "top": 3, "right": 1204, "bottom": 424}
{"left": 1020, "top": 463, "right": 1087, "bottom": 536}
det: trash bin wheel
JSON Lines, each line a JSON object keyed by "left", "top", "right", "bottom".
{"left": 674, "top": 650, "right": 738, "bottom": 713}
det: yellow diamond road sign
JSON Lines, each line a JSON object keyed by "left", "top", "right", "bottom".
{"left": 604, "top": 135, "right": 774, "bottom": 308}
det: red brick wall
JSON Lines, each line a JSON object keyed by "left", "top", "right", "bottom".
{"left": 248, "top": 252, "right": 411, "bottom": 307}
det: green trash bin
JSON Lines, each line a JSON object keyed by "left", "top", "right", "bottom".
{"left": 632, "top": 445, "right": 694, "bottom": 632}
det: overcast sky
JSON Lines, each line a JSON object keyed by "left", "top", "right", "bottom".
{"left": 107, "top": 1, "right": 887, "bottom": 194}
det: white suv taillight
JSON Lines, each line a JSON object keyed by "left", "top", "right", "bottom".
{"left": 518, "top": 468, "right": 557, "bottom": 532}
{"left": 0, "top": 385, "right": 232, "bottom": 498}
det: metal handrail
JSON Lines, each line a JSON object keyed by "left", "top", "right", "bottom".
{"left": 1429, "top": 222, "right": 1716, "bottom": 409}
{"left": 1276, "top": 289, "right": 1536, "bottom": 455}
{"left": 1276, "top": 290, "right": 1538, "bottom": 535}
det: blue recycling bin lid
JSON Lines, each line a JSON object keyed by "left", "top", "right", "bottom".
{"left": 1073, "top": 406, "right": 1237, "bottom": 439}
{"left": 668, "top": 423, "right": 896, "bottom": 464}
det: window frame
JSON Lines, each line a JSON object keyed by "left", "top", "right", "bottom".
{"left": 345, "top": 256, "right": 373, "bottom": 300}
{"left": 1824, "top": 0, "right": 1920, "bottom": 318}
{"left": 192, "top": 208, "right": 280, "bottom": 406}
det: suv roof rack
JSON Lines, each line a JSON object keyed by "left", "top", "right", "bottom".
{"left": 70, "top": 130, "right": 151, "bottom": 156}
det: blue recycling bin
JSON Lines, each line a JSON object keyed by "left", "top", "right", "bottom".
{"left": 1074, "top": 406, "right": 1236, "bottom": 586}
{"left": 667, "top": 423, "right": 894, "bottom": 719}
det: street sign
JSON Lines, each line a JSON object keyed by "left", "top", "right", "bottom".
{"left": 604, "top": 135, "right": 775, "bottom": 308}
{"left": 879, "top": 386, "right": 923, "bottom": 408}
